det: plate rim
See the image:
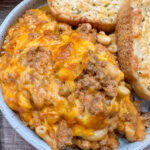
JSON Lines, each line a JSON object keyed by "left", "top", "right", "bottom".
{"left": 0, "top": 0, "right": 150, "bottom": 150}
{"left": 0, "top": 0, "right": 50, "bottom": 150}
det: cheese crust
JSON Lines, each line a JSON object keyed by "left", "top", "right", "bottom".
{"left": 0, "top": 9, "right": 146, "bottom": 150}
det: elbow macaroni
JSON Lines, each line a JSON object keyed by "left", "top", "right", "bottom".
{"left": 0, "top": 8, "right": 146, "bottom": 150}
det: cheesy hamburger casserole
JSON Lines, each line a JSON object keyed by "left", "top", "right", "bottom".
{"left": 0, "top": 8, "right": 147, "bottom": 150}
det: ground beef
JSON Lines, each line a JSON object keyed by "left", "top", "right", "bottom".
{"left": 57, "top": 120, "right": 73, "bottom": 149}
{"left": 77, "top": 23, "right": 97, "bottom": 43}
{"left": 75, "top": 57, "right": 117, "bottom": 115}
{"left": 26, "top": 46, "right": 53, "bottom": 74}
{"left": 90, "top": 92, "right": 105, "bottom": 115}
{"left": 73, "top": 138, "right": 113, "bottom": 150}
{"left": 76, "top": 91, "right": 106, "bottom": 115}
{"left": 73, "top": 138, "right": 93, "bottom": 150}
{"left": 142, "top": 112, "right": 150, "bottom": 127}
{"left": 75, "top": 61, "right": 103, "bottom": 92}
{"left": 17, "top": 46, "right": 58, "bottom": 108}
{"left": 76, "top": 61, "right": 117, "bottom": 97}
{"left": 76, "top": 74, "right": 102, "bottom": 91}
{"left": 101, "top": 77, "right": 117, "bottom": 97}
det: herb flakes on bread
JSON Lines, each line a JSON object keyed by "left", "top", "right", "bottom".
{"left": 48, "top": 0, "right": 123, "bottom": 32}
{"left": 116, "top": 0, "right": 150, "bottom": 100}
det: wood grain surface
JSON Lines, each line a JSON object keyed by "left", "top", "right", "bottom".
{"left": 0, "top": 0, "right": 22, "bottom": 24}
{"left": 0, "top": 0, "right": 150, "bottom": 150}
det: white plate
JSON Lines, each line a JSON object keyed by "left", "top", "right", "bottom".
{"left": 0, "top": 0, "right": 150, "bottom": 150}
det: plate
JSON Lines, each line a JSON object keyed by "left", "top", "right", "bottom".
{"left": 0, "top": 0, "right": 150, "bottom": 150}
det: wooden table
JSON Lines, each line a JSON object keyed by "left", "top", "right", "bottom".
{"left": 0, "top": 0, "right": 150, "bottom": 150}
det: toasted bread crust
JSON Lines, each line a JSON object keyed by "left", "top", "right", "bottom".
{"left": 133, "top": 80, "right": 150, "bottom": 100}
{"left": 117, "top": 0, "right": 138, "bottom": 80}
{"left": 116, "top": 0, "right": 150, "bottom": 100}
{"left": 48, "top": 0, "right": 120, "bottom": 32}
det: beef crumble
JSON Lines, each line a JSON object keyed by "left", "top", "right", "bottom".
{"left": 57, "top": 120, "right": 73, "bottom": 149}
{"left": 74, "top": 57, "right": 117, "bottom": 115}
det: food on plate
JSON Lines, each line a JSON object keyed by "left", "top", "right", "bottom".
{"left": 116, "top": 0, "right": 150, "bottom": 100}
{"left": 0, "top": 8, "right": 147, "bottom": 150}
{"left": 48, "top": 0, "right": 123, "bottom": 32}
{"left": 108, "top": 33, "right": 118, "bottom": 53}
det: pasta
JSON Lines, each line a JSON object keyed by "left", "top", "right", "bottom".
{"left": 0, "top": 8, "right": 147, "bottom": 150}
{"left": 36, "top": 125, "right": 47, "bottom": 137}
{"left": 83, "top": 128, "right": 108, "bottom": 141}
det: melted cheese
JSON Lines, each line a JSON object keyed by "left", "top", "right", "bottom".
{"left": 0, "top": 9, "right": 145, "bottom": 146}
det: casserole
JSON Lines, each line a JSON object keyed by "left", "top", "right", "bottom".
{"left": 0, "top": 0, "right": 150, "bottom": 150}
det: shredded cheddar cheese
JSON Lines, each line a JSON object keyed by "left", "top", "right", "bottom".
{"left": 0, "top": 8, "right": 146, "bottom": 150}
